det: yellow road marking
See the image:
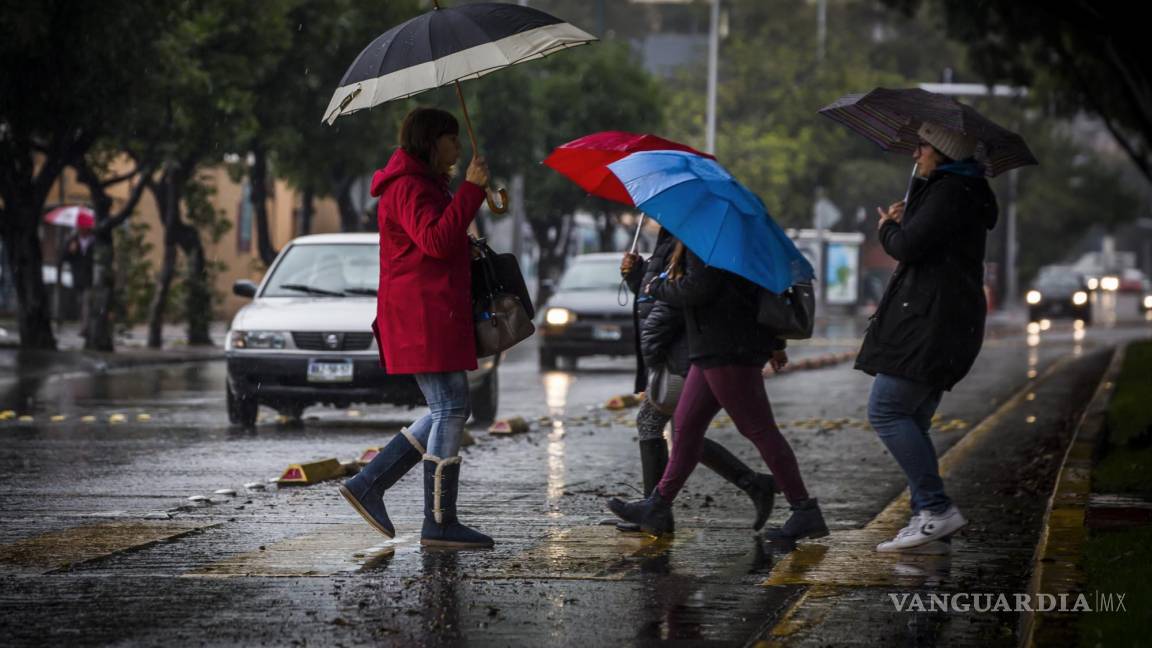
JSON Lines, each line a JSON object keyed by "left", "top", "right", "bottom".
{"left": 0, "top": 521, "right": 216, "bottom": 574}
{"left": 763, "top": 355, "right": 1076, "bottom": 590}
{"left": 186, "top": 523, "right": 398, "bottom": 578}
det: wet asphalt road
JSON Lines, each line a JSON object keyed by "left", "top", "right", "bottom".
{"left": 0, "top": 317, "right": 1149, "bottom": 646}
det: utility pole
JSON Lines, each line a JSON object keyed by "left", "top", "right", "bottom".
{"left": 705, "top": 0, "right": 719, "bottom": 154}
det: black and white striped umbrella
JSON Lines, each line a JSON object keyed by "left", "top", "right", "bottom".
{"left": 322, "top": 2, "right": 597, "bottom": 125}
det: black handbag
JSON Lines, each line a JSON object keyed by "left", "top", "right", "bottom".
{"left": 756, "top": 282, "right": 816, "bottom": 340}
{"left": 470, "top": 239, "right": 536, "bottom": 358}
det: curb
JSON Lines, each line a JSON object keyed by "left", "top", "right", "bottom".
{"left": 1019, "top": 344, "right": 1126, "bottom": 647}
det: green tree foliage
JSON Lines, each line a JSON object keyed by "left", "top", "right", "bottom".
{"left": 884, "top": 0, "right": 1152, "bottom": 184}
{"left": 0, "top": 0, "right": 173, "bottom": 349}
{"left": 469, "top": 41, "right": 665, "bottom": 286}
{"left": 663, "top": 0, "right": 969, "bottom": 226}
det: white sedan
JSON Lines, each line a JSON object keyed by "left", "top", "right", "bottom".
{"left": 225, "top": 233, "right": 499, "bottom": 427}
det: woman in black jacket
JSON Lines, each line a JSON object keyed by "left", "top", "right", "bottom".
{"left": 618, "top": 228, "right": 776, "bottom": 533}
{"left": 856, "top": 121, "right": 998, "bottom": 554}
{"left": 609, "top": 245, "right": 827, "bottom": 540}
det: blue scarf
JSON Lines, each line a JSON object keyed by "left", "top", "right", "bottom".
{"left": 937, "top": 158, "right": 986, "bottom": 177}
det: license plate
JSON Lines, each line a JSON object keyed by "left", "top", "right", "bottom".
{"left": 592, "top": 325, "right": 622, "bottom": 341}
{"left": 307, "top": 359, "right": 353, "bottom": 383}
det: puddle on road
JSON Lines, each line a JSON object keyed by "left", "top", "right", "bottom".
{"left": 0, "top": 521, "right": 216, "bottom": 574}
{"left": 186, "top": 523, "right": 402, "bottom": 578}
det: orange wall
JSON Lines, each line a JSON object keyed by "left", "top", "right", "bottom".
{"left": 48, "top": 156, "right": 347, "bottom": 322}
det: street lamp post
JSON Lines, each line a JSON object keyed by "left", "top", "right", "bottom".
{"left": 705, "top": 0, "right": 719, "bottom": 154}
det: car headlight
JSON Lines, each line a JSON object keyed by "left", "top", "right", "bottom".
{"left": 1101, "top": 276, "right": 1120, "bottom": 291}
{"left": 1072, "top": 291, "right": 1088, "bottom": 306}
{"left": 229, "top": 330, "right": 288, "bottom": 350}
{"left": 1026, "top": 290, "right": 1042, "bottom": 305}
{"left": 1087, "top": 277, "right": 1099, "bottom": 291}
{"left": 1144, "top": 295, "right": 1152, "bottom": 309}
{"left": 545, "top": 308, "right": 574, "bottom": 326}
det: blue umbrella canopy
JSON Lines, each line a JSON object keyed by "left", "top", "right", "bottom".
{"left": 607, "top": 150, "right": 814, "bottom": 294}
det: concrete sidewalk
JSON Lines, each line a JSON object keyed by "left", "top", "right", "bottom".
{"left": 0, "top": 321, "right": 227, "bottom": 384}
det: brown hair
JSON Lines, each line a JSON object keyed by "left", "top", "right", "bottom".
{"left": 666, "top": 241, "right": 687, "bottom": 280}
{"left": 399, "top": 107, "right": 459, "bottom": 172}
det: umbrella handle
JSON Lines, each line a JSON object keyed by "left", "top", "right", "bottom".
{"left": 486, "top": 187, "right": 509, "bottom": 214}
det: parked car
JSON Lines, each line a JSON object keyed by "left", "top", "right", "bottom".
{"left": 1026, "top": 266, "right": 1092, "bottom": 324}
{"left": 537, "top": 252, "right": 635, "bottom": 369}
{"left": 225, "top": 234, "right": 499, "bottom": 427}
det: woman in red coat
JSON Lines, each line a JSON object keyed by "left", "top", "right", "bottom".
{"left": 339, "top": 107, "right": 493, "bottom": 548}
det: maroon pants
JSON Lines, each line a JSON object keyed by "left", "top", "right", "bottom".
{"left": 656, "top": 364, "right": 810, "bottom": 504}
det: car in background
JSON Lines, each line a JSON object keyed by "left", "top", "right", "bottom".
{"left": 537, "top": 252, "right": 634, "bottom": 369}
{"left": 225, "top": 234, "right": 499, "bottom": 427}
{"left": 1026, "top": 266, "right": 1092, "bottom": 324}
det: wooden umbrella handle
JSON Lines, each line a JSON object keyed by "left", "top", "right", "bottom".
{"left": 454, "top": 81, "right": 510, "bottom": 214}
{"left": 486, "top": 188, "right": 509, "bottom": 214}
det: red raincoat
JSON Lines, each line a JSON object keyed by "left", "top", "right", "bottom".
{"left": 369, "top": 147, "right": 485, "bottom": 374}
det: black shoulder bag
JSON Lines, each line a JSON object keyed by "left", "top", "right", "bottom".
{"left": 756, "top": 282, "right": 816, "bottom": 340}
{"left": 470, "top": 238, "right": 536, "bottom": 358}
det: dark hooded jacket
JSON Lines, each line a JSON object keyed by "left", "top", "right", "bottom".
{"left": 854, "top": 165, "right": 999, "bottom": 390}
{"left": 649, "top": 248, "right": 784, "bottom": 368}
{"left": 624, "top": 230, "right": 691, "bottom": 393}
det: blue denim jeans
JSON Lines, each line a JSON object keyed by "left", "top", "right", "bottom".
{"left": 868, "top": 373, "right": 950, "bottom": 514}
{"left": 406, "top": 371, "right": 470, "bottom": 458}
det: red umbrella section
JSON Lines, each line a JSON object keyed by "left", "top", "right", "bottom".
{"left": 543, "top": 131, "right": 714, "bottom": 206}
{"left": 43, "top": 205, "right": 95, "bottom": 229}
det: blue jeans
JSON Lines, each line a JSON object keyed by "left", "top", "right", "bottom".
{"left": 868, "top": 373, "right": 950, "bottom": 514}
{"left": 406, "top": 371, "right": 470, "bottom": 458}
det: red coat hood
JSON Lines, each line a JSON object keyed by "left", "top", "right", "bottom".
{"left": 370, "top": 147, "right": 443, "bottom": 197}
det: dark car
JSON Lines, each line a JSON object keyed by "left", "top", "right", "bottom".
{"left": 1026, "top": 267, "right": 1092, "bottom": 324}
{"left": 538, "top": 253, "right": 635, "bottom": 369}
{"left": 225, "top": 234, "right": 499, "bottom": 427}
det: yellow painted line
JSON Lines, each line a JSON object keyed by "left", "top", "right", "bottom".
{"left": 50, "top": 415, "right": 67, "bottom": 423}
{"left": 0, "top": 521, "right": 216, "bottom": 574}
{"left": 758, "top": 354, "right": 1084, "bottom": 643}
{"left": 136, "top": 413, "right": 152, "bottom": 422}
{"left": 185, "top": 523, "right": 399, "bottom": 578}
{"left": 1022, "top": 346, "right": 1125, "bottom": 648}
{"left": 108, "top": 414, "right": 126, "bottom": 424}
{"left": 474, "top": 525, "right": 698, "bottom": 582}
{"left": 80, "top": 415, "right": 97, "bottom": 423}
{"left": 17, "top": 415, "right": 33, "bottom": 423}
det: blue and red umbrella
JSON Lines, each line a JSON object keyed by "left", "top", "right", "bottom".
{"left": 544, "top": 132, "right": 813, "bottom": 294}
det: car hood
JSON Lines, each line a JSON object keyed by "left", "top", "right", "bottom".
{"left": 231, "top": 297, "right": 376, "bottom": 332}
{"left": 543, "top": 290, "right": 632, "bottom": 317}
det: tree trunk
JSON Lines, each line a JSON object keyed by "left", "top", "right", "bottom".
{"left": 332, "top": 174, "right": 359, "bottom": 232}
{"left": 1, "top": 202, "right": 57, "bottom": 350}
{"left": 249, "top": 141, "right": 279, "bottom": 266}
{"left": 597, "top": 211, "right": 615, "bottom": 251}
{"left": 298, "top": 186, "right": 314, "bottom": 236}
{"left": 146, "top": 168, "right": 182, "bottom": 349}
{"left": 529, "top": 215, "right": 574, "bottom": 306}
{"left": 177, "top": 223, "right": 212, "bottom": 346}
{"left": 71, "top": 160, "right": 151, "bottom": 352}
{"left": 0, "top": 133, "right": 83, "bottom": 351}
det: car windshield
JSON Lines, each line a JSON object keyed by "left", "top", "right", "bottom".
{"left": 1035, "top": 276, "right": 1083, "bottom": 294}
{"left": 262, "top": 243, "right": 378, "bottom": 298}
{"left": 558, "top": 258, "right": 621, "bottom": 291}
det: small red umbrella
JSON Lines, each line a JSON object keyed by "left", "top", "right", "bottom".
{"left": 43, "top": 205, "right": 95, "bottom": 229}
{"left": 543, "top": 131, "right": 714, "bottom": 206}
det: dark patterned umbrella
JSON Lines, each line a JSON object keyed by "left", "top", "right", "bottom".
{"left": 819, "top": 87, "right": 1038, "bottom": 177}
{"left": 323, "top": 2, "right": 597, "bottom": 213}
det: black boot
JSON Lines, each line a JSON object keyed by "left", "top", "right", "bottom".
{"left": 700, "top": 439, "right": 776, "bottom": 531}
{"left": 761, "top": 498, "right": 829, "bottom": 542}
{"left": 617, "top": 438, "right": 671, "bottom": 532}
{"left": 607, "top": 489, "right": 675, "bottom": 536}
{"left": 338, "top": 428, "right": 423, "bottom": 538}
{"left": 420, "top": 456, "right": 494, "bottom": 548}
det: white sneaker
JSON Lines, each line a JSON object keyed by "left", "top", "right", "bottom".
{"left": 876, "top": 506, "right": 966, "bottom": 552}
{"left": 876, "top": 512, "right": 924, "bottom": 553}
